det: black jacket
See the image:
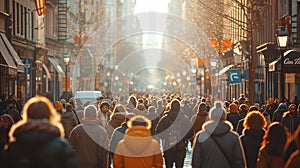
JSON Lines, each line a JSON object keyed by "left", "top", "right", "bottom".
{"left": 1, "top": 120, "right": 79, "bottom": 168}
{"left": 240, "top": 129, "right": 265, "bottom": 168}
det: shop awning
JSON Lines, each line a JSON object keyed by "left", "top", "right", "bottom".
{"left": 48, "top": 57, "right": 65, "bottom": 80}
{"left": 0, "top": 34, "right": 17, "bottom": 75}
{"left": 268, "top": 49, "right": 300, "bottom": 73}
{"left": 218, "top": 64, "right": 234, "bottom": 76}
{"left": 0, "top": 33, "right": 24, "bottom": 73}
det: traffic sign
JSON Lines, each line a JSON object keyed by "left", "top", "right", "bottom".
{"left": 228, "top": 69, "right": 241, "bottom": 84}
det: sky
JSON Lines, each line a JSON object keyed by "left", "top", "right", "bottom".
{"left": 134, "top": 0, "right": 170, "bottom": 13}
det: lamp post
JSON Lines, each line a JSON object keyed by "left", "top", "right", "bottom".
{"left": 276, "top": 26, "right": 289, "bottom": 102}
{"left": 63, "top": 54, "right": 70, "bottom": 92}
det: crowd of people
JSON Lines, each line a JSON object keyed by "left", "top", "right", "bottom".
{"left": 0, "top": 92, "right": 299, "bottom": 168}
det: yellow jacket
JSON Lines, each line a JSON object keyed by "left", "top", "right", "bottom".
{"left": 113, "top": 126, "right": 163, "bottom": 168}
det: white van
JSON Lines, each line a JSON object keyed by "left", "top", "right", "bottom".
{"left": 74, "top": 91, "right": 102, "bottom": 106}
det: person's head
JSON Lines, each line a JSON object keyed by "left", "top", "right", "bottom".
{"left": 84, "top": 105, "right": 98, "bottom": 120}
{"left": 148, "top": 106, "right": 156, "bottom": 114}
{"left": 127, "top": 115, "right": 151, "bottom": 130}
{"left": 60, "top": 99, "right": 66, "bottom": 108}
{"left": 65, "top": 103, "right": 73, "bottom": 112}
{"left": 125, "top": 113, "right": 136, "bottom": 122}
{"left": 243, "top": 111, "right": 266, "bottom": 131}
{"left": 55, "top": 101, "right": 63, "bottom": 111}
{"left": 128, "top": 95, "right": 138, "bottom": 107}
{"left": 239, "top": 104, "right": 249, "bottom": 112}
{"left": 6, "top": 99, "right": 15, "bottom": 108}
{"left": 0, "top": 114, "right": 14, "bottom": 129}
{"left": 262, "top": 112, "right": 271, "bottom": 122}
{"left": 198, "top": 102, "right": 207, "bottom": 113}
{"left": 229, "top": 103, "right": 239, "bottom": 113}
{"left": 288, "top": 104, "right": 297, "bottom": 114}
{"left": 112, "top": 104, "right": 126, "bottom": 114}
{"left": 170, "top": 99, "right": 181, "bottom": 111}
{"left": 209, "top": 101, "right": 227, "bottom": 121}
{"left": 9, "top": 96, "right": 64, "bottom": 141}
{"left": 100, "top": 101, "right": 110, "bottom": 113}
{"left": 262, "top": 122, "right": 289, "bottom": 156}
{"left": 249, "top": 105, "right": 259, "bottom": 112}
{"left": 96, "top": 96, "right": 104, "bottom": 103}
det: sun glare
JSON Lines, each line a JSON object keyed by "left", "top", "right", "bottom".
{"left": 134, "top": 0, "right": 170, "bottom": 13}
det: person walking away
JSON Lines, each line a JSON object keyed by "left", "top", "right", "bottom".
{"left": 106, "top": 104, "right": 127, "bottom": 139}
{"left": 155, "top": 99, "right": 194, "bottom": 168}
{"left": 69, "top": 105, "right": 109, "bottom": 168}
{"left": 257, "top": 122, "right": 289, "bottom": 168}
{"left": 190, "top": 102, "right": 208, "bottom": 139}
{"left": 285, "top": 125, "right": 300, "bottom": 168}
{"left": 240, "top": 111, "right": 266, "bottom": 168}
{"left": 0, "top": 96, "right": 79, "bottom": 168}
{"left": 61, "top": 103, "right": 79, "bottom": 139}
{"left": 113, "top": 115, "right": 163, "bottom": 168}
{"left": 192, "top": 101, "right": 246, "bottom": 168}
{"left": 226, "top": 103, "right": 241, "bottom": 131}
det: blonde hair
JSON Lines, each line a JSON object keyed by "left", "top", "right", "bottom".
{"left": 9, "top": 96, "right": 65, "bottom": 142}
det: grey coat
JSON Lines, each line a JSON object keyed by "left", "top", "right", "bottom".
{"left": 192, "top": 121, "right": 246, "bottom": 168}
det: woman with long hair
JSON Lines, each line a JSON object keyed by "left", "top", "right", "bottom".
{"left": 257, "top": 122, "right": 289, "bottom": 168}
{"left": 1, "top": 96, "right": 79, "bottom": 168}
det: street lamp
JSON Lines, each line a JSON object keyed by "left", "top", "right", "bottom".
{"left": 63, "top": 54, "right": 70, "bottom": 92}
{"left": 276, "top": 26, "right": 289, "bottom": 102}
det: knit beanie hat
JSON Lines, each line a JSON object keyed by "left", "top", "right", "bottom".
{"left": 229, "top": 103, "right": 239, "bottom": 113}
{"left": 84, "top": 105, "right": 98, "bottom": 118}
{"left": 209, "top": 101, "right": 227, "bottom": 121}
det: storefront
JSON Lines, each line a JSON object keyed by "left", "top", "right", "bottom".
{"left": 257, "top": 43, "right": 300, "bottom": 102}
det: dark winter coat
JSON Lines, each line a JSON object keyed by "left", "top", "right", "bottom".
{"left": 0, "top": 119, "right": 79, "bottom": 168}
{"left": 155, "top": 109, "right": 193, "bottom": 151}
{"left": 272, "top": 103, "right": 288, "bottom": 122}
{"left": 226, "top": 112, "right": 241, "bottom": 131}
{"left": 240, "top": 129, "right": 265, "bottom": 168}
{"left": 190, "top": 110, "right": 208, "bottom": 137}
{"left": 1, "top": 108, "right": 21, "bottom": 123}
{"left": 109, "top": 123, "right": 128, "bottom": 156}
{"left": 192, "top": 121, "right": 246, "bottom": 168}
{"left": 106, "top": 112, "right": 126, "bottom": 138}
{"left": 69, "top": 119, "right": 109, "bottom": 168}
{"left": 61, "top": 111, "right": 78, "bottom": 139}
{"left": 281, "top": 111, "right": 300, "bottom": 136}
{"left": 146, "top": 112, "right": 160, "bottom": 136}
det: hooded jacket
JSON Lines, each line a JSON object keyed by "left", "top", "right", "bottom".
{"left": 1, "top": 119, "right": 79, "bottom": 168}
{"left": 273, "top": 103, "right": 288, "bottom": 122}
{"left": 192, "top": 121, "right": 246, "bottom": 168}
{"left": 113, "top": 126, "right": 163, "bottom": 168}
